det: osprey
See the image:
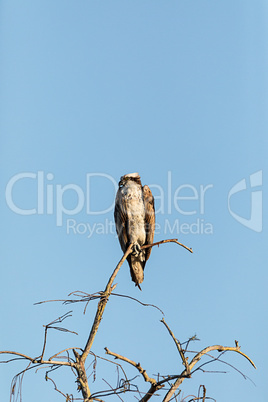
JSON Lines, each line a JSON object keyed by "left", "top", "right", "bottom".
{"left": 114, "top": 173, "right": 155, "bottom": 289}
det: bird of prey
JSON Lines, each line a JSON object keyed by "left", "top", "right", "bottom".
{"left": 114, "top": 173, "right": 155, "bottom": 289}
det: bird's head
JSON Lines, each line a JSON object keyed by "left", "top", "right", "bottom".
{"left": 118, "top": 172, "right": 141, "bottom": 187}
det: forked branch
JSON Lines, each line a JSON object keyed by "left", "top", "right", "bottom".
{"left": 103, "top": 318, "right": 256, "bottom": 402}
{"left": 104, "top": 347, "right": 159, "bottom": 386}
{"left": 5, "top": 237, "right": 258, "bottom": 402}
{"left": 54, "top": 238, "right": 193, "bottom": 400}
{"left": 80, "top": 238, "right": 192, "bottom": 365}
{"left": 161, "top": 318, "right": 190, "bottom": 374}
{"left": 162, "top": 330, "right": 256, "bottom": 402}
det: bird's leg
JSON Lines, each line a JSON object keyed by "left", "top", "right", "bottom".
{"left": 132, "top": 242, "right": 141, "bottom": 257}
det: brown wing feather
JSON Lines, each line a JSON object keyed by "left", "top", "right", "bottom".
{"left": 142, "top": 185, "right": 155, "bottom": 261}
{"left": 114, "top": 190, "right": 129, "bottom": 253}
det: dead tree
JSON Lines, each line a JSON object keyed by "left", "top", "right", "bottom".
{"left": 0, "top": 239, "right": 256, "bottom": 401}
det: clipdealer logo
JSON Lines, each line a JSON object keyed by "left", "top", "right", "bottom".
{"left": 228, "top": 170, "right": 263, "bottom": 232}
{"left": 5, "top": 172, "right": 118, "bottom": 226}
{"left": 4, "top": 170, "right": 263, "bottom": 235}
{"left": 5, "top": 171, "right": 213, "bottom": 235}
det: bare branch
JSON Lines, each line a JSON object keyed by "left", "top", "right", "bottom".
{"left": 161, "top": 318, "right": 190, "bottom": 374}
{"left": 68, "top": 245, "right": 135, "bottom": 401}
{"left": 111, "top": 293, "right": 165, "bottom": 316}
{"left": 89, "top": 351, "right": 128, "bottom": 382}
{"left": 104, "top": 348, "right": 165, "bottom": 402}
{"left": 141, "top": 238, "right": 193, "bottom": 254}
{"left": 2, "top": 235, "right": 257, "bottom": 402}
{"left": 0, "top": 351, "right": 34, "bottom": 362}
{"left": 190, "top": 343, "right": 256, "bottom": 370}
{"left": 80, "top": 244, "right": 133, "bottom": 365}
{"left": 162, "top": 340, "right": 256, "bottom": 402}
{"left": 104, "top": 347, "right": 158, "bottom": 386}
{"left": 49, "top": 347, "right": 82, "bottom": 362}
{"left": 102, "top": 378, "right": 125, "bottom": 401}
{"left": 45, "top": 374, "right": 73, "bottom": 400}
{"left": 0, "top": 350, "right": 76, "bottom": 369}
{"left": 10, "top": 360, "right": 32, "bottom": 402}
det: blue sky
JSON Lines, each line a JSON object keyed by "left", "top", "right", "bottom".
{"left": 0, "top": 1, "right": 267, "bottom": 401}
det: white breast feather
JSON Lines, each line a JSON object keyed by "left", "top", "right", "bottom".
{"left": 121, "top": 181, "right": 146, "bottom": 246}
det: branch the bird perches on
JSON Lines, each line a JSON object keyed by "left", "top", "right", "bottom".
{"left": 1, "top": 238, "right": 256, "bottom": 402}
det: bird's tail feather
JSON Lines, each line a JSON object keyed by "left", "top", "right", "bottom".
{"left": 129, "top": 256, "right": 144, "bottom": 290}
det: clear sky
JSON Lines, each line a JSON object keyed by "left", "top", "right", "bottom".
{"left": 0, "top": 1, "right": 267, "bottom": 401}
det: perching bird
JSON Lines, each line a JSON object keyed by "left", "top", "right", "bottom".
{"left": 114, "top": 173, "right": 155, "bottom": 289}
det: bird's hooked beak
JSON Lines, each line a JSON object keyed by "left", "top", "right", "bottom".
{"left": 118, "top": 177, "right": 130, "bottom": 188}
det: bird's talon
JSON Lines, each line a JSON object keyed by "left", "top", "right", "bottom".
{"left": 132, "top": 243, "right": 141, "bottom": 256}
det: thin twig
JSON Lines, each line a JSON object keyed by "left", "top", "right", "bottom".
{"left": 45, "top": 375, "right": 71, "bottom": 400}
{"left": 111, "top": 293, "right": 165, "bottom": 316}
{"left": 49, "top": 347, "right": 82, "bottom": 362}
{"left": 141, "top": 239, "right": 193, "bottom": 253}
{"left": 0, "top": 351, "right": 75, "bottom": 368}
{"left": 161, "top": 318, "right": 190, "bottom": 373}
{"left": 89, "top": 351, "right": 128, "bottom": 382}
{"left": 105, "top": 347, "right": 159, "bottom": 386}
{"left": 102, "top": 378, "right": 124, "bottom": 401}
